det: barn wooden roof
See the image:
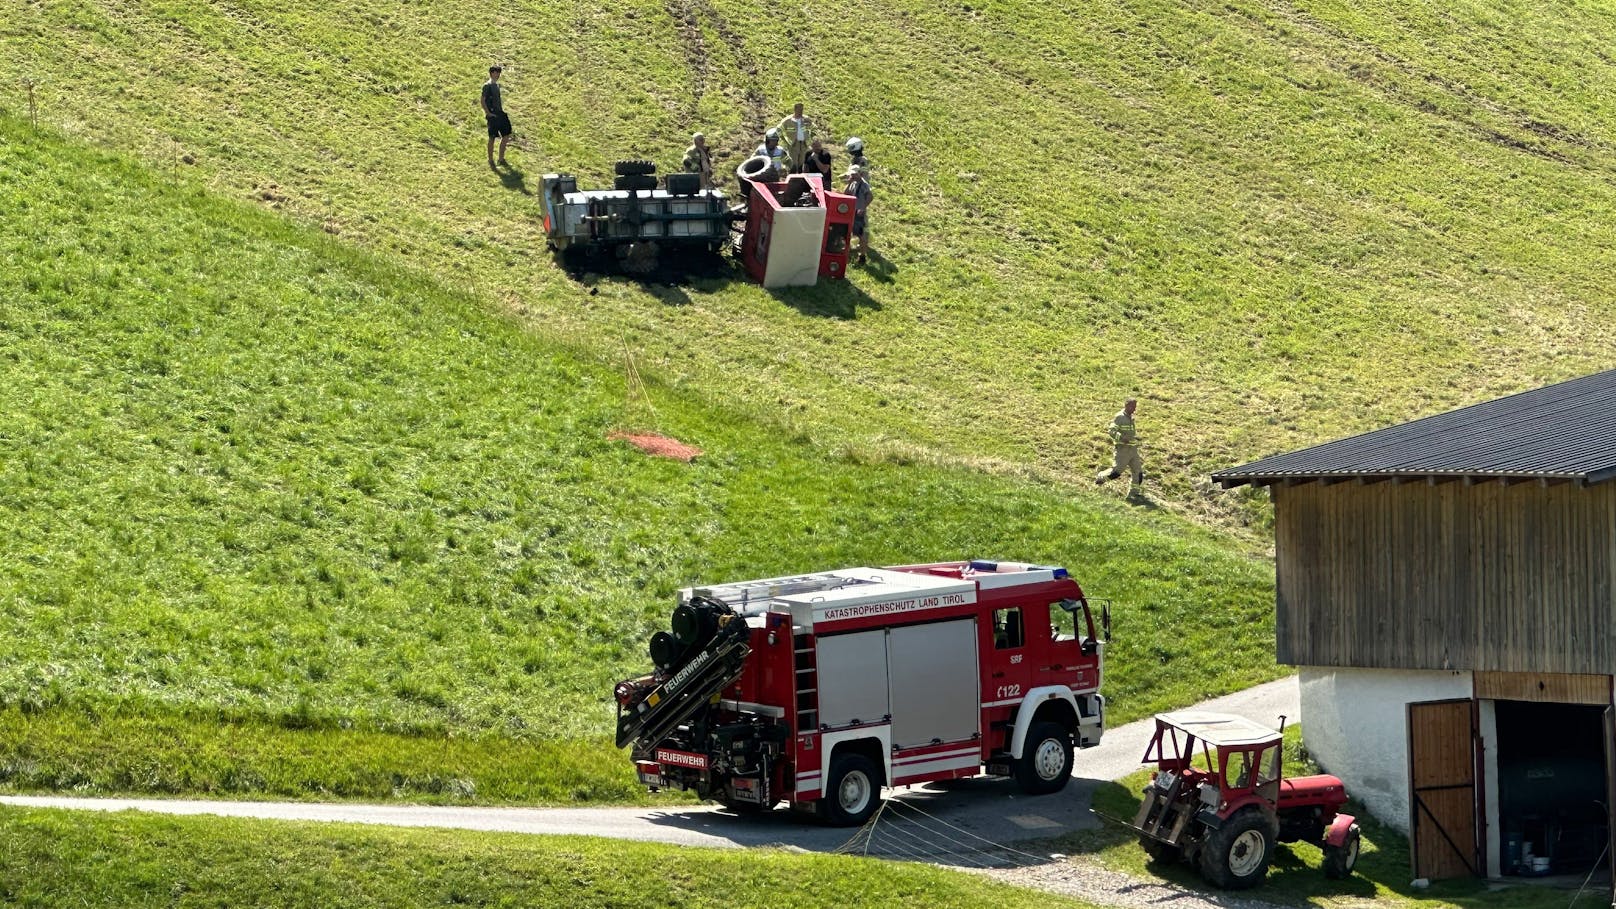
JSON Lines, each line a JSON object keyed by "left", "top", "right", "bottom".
{"left": 1214, "top": 368, "right": 1616, "bottom": 488}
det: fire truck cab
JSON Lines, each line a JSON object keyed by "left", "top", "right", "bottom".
{"left": 614, "top": 560, "right": 1110, "bottom": 825}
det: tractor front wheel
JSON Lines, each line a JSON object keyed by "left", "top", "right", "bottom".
{"left": 1140, "top": 837, "right": 1181, "bottom": 864}
{"left": 1014, "top": 721, "right": 1074, "bottom": 795}
{"left": 1198, "top": 808, "right": 1275, "bottom": 889}
{"left": 1323, "top": 824, "right": 1362, "bottom": 879}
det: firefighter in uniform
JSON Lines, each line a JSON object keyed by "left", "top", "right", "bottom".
{"left": 681, "top": 132, "right": 714, "bottom": 189}
{"left": 1095, "top": 398, "right": 1144, "bottom": 497}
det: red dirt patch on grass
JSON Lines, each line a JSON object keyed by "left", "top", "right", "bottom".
{"left": 608, "top": 430, "right": 702, "bottom": 462}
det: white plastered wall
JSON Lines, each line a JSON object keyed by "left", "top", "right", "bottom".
{"left": 1298, "top": 666, "right": 1473, "bottom": 835}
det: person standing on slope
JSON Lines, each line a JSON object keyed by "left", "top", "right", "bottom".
{"left": 480, "top": 65, "right": 514, "bottom": 169}
{"left": 756, "top": 128, "right": 788, "bottom": 179}
{"left": 777, "top": 103, "right": 814, "bottom": 172}
{"left": 804, "top": 138, "right": 833, "bottom": 182}
{"left": 843, "top": 164, "right": 873, "bottom": 265}
{"left": 682, "top": 132, "right": 715, "bottom": 189}
{"left": 1096, "top": 398, "right": 1145, "bottom": 499}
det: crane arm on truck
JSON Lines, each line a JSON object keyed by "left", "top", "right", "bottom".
{"left": 613, "top": 598, "right": 752, "bottom": 750}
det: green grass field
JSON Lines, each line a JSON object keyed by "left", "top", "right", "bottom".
{"left": 0, "top": 805, "right": 1099, "bottom": 908}
{"left": 0, "top": 117, "right": 1278, "bottom": 801}
{"left": 5, "top": 1, "right": 1616, "bottom": 902}
{"left": 6, "top": 0, "right": 1616, "bottom": 527}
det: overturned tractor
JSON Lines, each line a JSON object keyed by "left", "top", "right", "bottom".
{"left": 540, "top": 157, "right": 855, "bottom": 286}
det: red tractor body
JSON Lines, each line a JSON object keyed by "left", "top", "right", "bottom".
{"left": 1130, "top": 711, "right": 1361, "bottom": 889}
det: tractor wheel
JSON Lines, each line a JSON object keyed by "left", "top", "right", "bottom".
{"left": 819, "top": 753, "right": 882, "bottom": 827}
{"left": 1013, "top": 721, "right": 1074, "bottom": 795}
{"left": 1198, "top": 808, "right": 1275, "bottom": 889}
{"left": 736, "top": 155, "right": 771, "bottom": 180}
{"left": 620, "top": 241, "right": 660, "bottom": 275}
{"left": 613, "top": 174, "right": 659, "bottom": 192}
{"left": 1322, "top": 824, "right": 1361, "bottom": 879}
{"left": 1140, "top": 837, "right": 1182, "bottom": 865}
{"left": 614, "top": 159, "right": 657, "bottom": 176}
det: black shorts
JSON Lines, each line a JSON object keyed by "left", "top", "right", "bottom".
{"left": 486, "top": 112, "right": 513, "bottom": 138}
{"left": 853, "top": 213, "right": 867, "bottom": 234}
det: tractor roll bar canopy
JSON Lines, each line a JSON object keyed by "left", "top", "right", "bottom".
{"left": 1157, "top": 711, "right": 1281, "bottom": 748}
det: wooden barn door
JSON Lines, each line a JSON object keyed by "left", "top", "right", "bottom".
{"left": 1408, "top": 699, "right": 1479, "bottom": 880}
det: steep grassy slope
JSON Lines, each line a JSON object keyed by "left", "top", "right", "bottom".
{"left": 5, "top": 0, "right": 1616, "bottom": 522}
{"left": 0, "top": 119, "right": 1275, "bottom": 800}
{"left": 0, "top": 806, "right": 1098, "bottom": 908}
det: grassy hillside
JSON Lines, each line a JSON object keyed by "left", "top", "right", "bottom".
{"left": 0, "top": 118, "right": 1277, "bottom": 800}
{"left": 0, "top": 805, "right": 1097, "bottom": 908}
{"left": 5, "top": 0, "right": 1616, "bottom": 524}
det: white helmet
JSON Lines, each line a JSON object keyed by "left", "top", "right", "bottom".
{"left": 845, "top": 136, "right": 864, "bottom": 154}
{"left": 765, "top": 127, "right": 780, "bottom": 140}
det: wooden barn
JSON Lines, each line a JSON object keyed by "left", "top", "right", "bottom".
{"left": 1213, "top": 368, "right": 1616, "bottom": 884}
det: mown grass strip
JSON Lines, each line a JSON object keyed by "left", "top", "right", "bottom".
{"left": 0, "top": 805, "right": 1099, "bottom": 908}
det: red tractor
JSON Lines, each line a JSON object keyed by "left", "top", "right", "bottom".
{"left": 1129, "top": 711, "right": 1361, "bottom": 889}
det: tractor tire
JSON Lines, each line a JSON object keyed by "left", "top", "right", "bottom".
{"left": 1013, "top": 721, "right": 1074, "bottom": 795}
{"left": 1198, "top": 807, "right": 1275, "bottom": 890}
{"left": 819, "top": 753, "right": 882, "bottom": 827}
{"left": 736, "top": 155, "right": 771, "bottom": 180}
{"left": 620, "top": 240, "right": 660, "bottom": 275}
{"left": 1322, "top": 824, "right": 1362, "bottom": 879}
{"left": 614, "top": 174, "right": 659, "bottom": 192}
{"left": 1139, "top": 837, "right": 1182, "bottom": 865}
{"left": 614, "top": 159, "right": 657, "bottom": 176}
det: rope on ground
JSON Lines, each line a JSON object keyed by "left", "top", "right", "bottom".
{"left": 835, "top": 796, "right": 1065, "bottom": 869}
{"left": 620, "top": 334, "right": 655, "bottom": 422}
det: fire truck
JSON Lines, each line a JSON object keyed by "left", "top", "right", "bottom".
{"left": 613, "top": 560, "right": 1110, "bottom": 825}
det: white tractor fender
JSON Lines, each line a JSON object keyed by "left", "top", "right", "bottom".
{"left": 1009, "top": 686, "right": 1080, "bottom": 760}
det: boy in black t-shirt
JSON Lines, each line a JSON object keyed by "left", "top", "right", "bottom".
{"left": 480, "top": 65, "right": 513, "bottom": 168}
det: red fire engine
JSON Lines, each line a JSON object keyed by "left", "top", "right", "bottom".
{"left": 613, "top": 560, "right": 1110, "bottom": 825}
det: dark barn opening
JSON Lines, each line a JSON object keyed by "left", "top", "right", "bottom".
{"left": 1495, "top": 700, "right": 1609, "bottom": 877}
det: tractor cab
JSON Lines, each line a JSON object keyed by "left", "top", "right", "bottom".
{"left": 1131, "top": 711, "right": 1360, "bottom": 890}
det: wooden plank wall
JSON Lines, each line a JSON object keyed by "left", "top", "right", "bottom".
{"left": 1274, "top": 481, "right": 1616, "bottom": 673}
{"left": 1473, "top": 671, "right": 1612, "bottom": 705}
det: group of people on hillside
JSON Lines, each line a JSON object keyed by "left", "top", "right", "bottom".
{"left": 480, "top": 69, "right": 872, "bottom": 265}
{"left": 680, "top": 102, "right": 872, "bottom": 264}
{"left": 482, "top": 69, "right": 1149, "bottom": 497}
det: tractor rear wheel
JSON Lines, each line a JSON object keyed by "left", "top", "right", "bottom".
{"left": 614, "top": 159, "right": 657, "bottom": 176}
{"left": 819, "top": 753, "right": 882, "bottom": 827}
{"left": 1014, "top": 721, "right": 1074, "bottom": 795}
{"left": 1198, "top": 807, "right": 1274, "bottom": 889}
{"left": 1323, "top": 824, "right": 1361, "bottom": 879}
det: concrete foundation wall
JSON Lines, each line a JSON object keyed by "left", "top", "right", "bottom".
{"left": 1299, "top": 666, "right": 1473, "bottom": 834}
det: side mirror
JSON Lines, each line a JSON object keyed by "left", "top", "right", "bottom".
{"left": 1102, "top": 604, "right": 1112, "bottom": 643}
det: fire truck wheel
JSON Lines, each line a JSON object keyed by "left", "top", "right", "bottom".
{"left": 1322, "top": 824, "right": 1361, "bottom": 879}
{"left": 1198, "top": 807, "right": 1275, "bottom": 889}
{"left": 614, "top": 159, "right": 657, "bottom": 176}
{"left": 820, "top": 753, "right": 882, "bottom": 827}
{"left": 1014, "top": 721, "right": 1074, "bottom": 795}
